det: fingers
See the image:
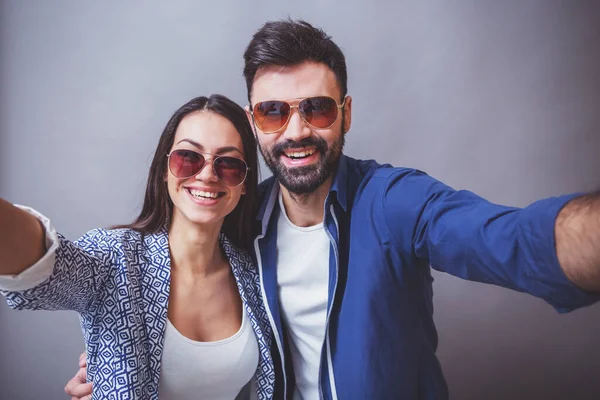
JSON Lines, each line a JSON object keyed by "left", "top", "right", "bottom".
{"left": 64, "top": 366, "right": 93, "bottom": 398}
{"left": 76, "top": 366, "right": 87, "bottom": 382}
{"left": 79, "top": 351, "right": 87, "bottom": 368}
{"left": 65, "top": 381, "right": 93, "bottom": 398}
{"left": 66, "top": 352, "right": 92, "bottom": 398}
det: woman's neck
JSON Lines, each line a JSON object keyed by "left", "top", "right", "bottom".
{"left": 167, "top": 215, "right": 226, "bottom": 277}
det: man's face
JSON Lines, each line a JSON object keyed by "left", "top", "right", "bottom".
{"left": 247, "top": 61, "right": 352, "bottom": 195}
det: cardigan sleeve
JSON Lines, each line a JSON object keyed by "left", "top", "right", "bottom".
{"left": 0, "top": 206, "right": 115, "bottom": 314}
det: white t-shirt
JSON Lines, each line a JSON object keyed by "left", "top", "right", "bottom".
{"left": 159, "top": 309, "right": 258, "bottom": 400}
{"left": 276, "top": 193, "right": 330, "bottom": 400}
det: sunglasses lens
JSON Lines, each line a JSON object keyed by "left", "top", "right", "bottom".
{"left": 169, "top": 150, "right": 205, "bottom": 178}
{"left": 299, "top": 96, "right": 339, "bottom": 128}
{"left": 253, "top": 101, "right": 291, "bottom": 133}
{"left": 214, "top": 157, "right": 248, "bottom": 186}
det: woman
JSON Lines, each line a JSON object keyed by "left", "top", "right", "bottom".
{"left": 0, "top": 95, "right": 274, "bottom": 399}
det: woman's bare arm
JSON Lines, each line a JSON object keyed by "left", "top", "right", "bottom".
{"left": 0, "top": 198, "right": 47, "bottom": 275}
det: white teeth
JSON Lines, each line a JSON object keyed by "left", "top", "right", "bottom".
{"left": 189, "top": 189, "right": 220, "bottom": 199}
{"left": 286, "top": 149, "right": 316, "bottom": 158}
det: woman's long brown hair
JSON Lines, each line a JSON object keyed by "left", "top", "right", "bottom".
{"left": 113, "top": 94, "right": 259, "bottom": 250}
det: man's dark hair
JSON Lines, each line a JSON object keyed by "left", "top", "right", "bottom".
{"left": 243, "top": 19, "right": 348, "bottom": 104}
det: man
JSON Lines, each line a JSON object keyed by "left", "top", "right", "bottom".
{"left": 68, "top": 19, "right": 599, "bottom": 399}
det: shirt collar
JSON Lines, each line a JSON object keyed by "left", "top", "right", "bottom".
{"left": 327, "top": 154, "right": 349, "bottom": 212}
{"left": 255, "top": 154, "right": 350, "bottom": 231}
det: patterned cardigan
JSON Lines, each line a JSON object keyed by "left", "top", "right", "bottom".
{"left": 1, "top": 226, "right": 275, "bottom": 400}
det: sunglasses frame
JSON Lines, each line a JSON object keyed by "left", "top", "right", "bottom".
{"left": 250, "top": 95, "right": 347, "bottom": 134}
{"left": 166, "top": 149, "right": 249, "bottom": 187}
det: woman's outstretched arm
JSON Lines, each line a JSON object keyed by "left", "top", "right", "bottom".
{"left": 0, "top": 198, "right": 47, "bottom": 275}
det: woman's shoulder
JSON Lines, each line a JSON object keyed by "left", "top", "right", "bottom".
{"left": 78, "top": 227, "right": 141, "bottom": 244}
{"left": 73, "top": 228, "right": 169, "bottom": 268}
{"left": 220, "top": 234, "right": 254, "bottom": 268}
{"left": 76, "top": 227, "right": 167, "bottom": 253}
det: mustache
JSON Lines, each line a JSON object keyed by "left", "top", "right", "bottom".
{"left": 271, "top": 137, "right": 328, "bottom": 157}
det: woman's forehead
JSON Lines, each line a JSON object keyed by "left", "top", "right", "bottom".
{"left": 173, "top": 112, "right": 243, "bottom": 154}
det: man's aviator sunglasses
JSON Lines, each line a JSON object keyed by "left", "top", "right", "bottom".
{"left": 250, "top": 96, "right": 346, "bottom": 134}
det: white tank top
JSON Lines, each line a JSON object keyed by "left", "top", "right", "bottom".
{"left": 158, "top": 308, "right": 259, "bottom": 400}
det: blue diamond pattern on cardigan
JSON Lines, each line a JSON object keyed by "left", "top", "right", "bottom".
{"left": 2, "top": 227, "right": 275, "bottom": 399}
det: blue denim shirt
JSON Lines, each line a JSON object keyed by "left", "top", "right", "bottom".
{"left": 253, "top": 155, "right": 599, "bottom": 399}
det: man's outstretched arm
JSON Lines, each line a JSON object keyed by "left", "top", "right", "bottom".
{"left": 382, "top": 169, "right": 600, "bottom": 312}
{"left": 556, "top": 192, "right": 600, "bottom": 292}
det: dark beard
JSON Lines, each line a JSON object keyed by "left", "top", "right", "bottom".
{"left": 259, "top": 134, "right": 345, "bottom": 195}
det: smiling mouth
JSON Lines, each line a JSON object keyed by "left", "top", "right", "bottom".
{"left": 186, "top": 188, "right": 225, "bottom": 199}
{"left": 283, "top": 148, "right": 316, "bottom": 160}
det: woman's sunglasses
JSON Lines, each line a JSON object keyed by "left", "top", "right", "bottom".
{"left": 250, "top": 96, "right": 346, "bottom": 134}
{"left": 166, "top": 149, "right": 249, "bottom": 187}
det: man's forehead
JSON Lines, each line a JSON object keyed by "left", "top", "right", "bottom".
{"left": 251, "top": 62, "right": 340, "bottom": 102}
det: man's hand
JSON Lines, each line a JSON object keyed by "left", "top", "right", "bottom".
{"left": 64, "top": 352, "right": 93, "bottom": 400}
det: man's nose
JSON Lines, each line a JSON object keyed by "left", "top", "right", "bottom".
{"left": 281, "top": 107, "right": 312, "bottom": 142}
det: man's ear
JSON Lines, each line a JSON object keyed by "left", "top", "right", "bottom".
{"left": 244, "top": 105, "right": 253, "bottom": 127}
{"left": 342, "top": 95, "right": 352, "bottom": 134}
{"left": 245, "top": 105, "right": 261, "bottom": 140}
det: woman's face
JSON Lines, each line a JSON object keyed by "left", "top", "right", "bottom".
{"left": 167, "top": 111, "right": 247, "bottom": 229}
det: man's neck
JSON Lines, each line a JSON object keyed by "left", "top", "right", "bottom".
{"left": 279, "top": 177, "right": 333, "bottom": 227}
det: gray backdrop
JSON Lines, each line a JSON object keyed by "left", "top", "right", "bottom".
{"left": 1, "top": 1, "right": 599, "bottom": 399}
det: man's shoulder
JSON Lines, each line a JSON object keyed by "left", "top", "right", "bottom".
{"left": 343, "top": 155, "right": 422, "bottom": 184}
{"left": 343, "top": 156, "right": 448, "bottom": 209}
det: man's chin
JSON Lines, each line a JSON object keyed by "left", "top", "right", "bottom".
{"left": 276, "top": 169, "right": 330, "bottom": 195}
{"left": 281, "top": 163, "right": 318, "bottom": 175}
